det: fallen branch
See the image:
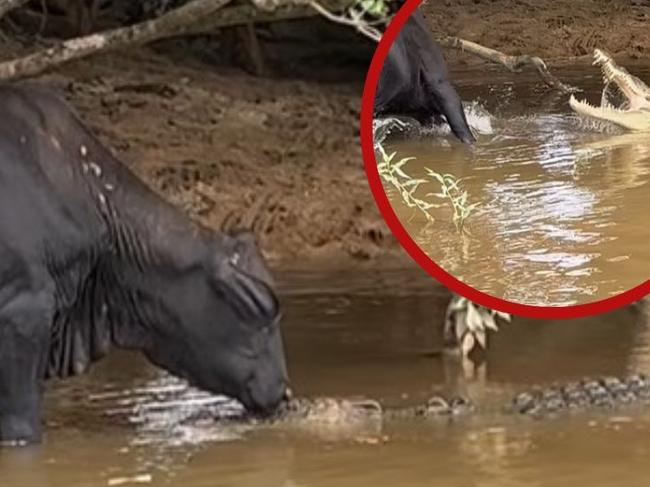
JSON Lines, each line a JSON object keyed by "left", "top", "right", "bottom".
{"left": 438, "top": 36, "right": 579, "bottom": 94}
{"left": 186, "top": 0, "right": 354, "bottom": 33}
{"left": 188, "top": 0, "right": 377, "bottom": 40}
{"left": 0, "top": 0, "right": 572, "bottom": 97}
{"left": 0, "top": 0, "right": 29, "bottom": 20}
{"left": 0, "top": 0, "right": 361, "bottom": 80}
{"left": 0, "top": 0, "right": 234, "bottom": 80}
{"left": 304, "top": 5, "right": 574, "bottom": 95}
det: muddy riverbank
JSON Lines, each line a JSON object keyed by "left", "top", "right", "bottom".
{"left": 424, "top": 0, "right": 650, "bottom": 63}
{"left": 32, "top": 52, "right": 397, "bottom": 264}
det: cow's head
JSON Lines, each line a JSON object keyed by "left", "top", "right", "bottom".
{"left": 144, "top": 230, "right": 290, "bottom": 415}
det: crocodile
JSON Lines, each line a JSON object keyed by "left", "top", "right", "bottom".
{"left": 510, "top": 374, "right": 650, "bottom": 416}
{"left": 272, "top": 373, "right": 650, "bottom": 424}
{"left": 569, "top": 49, "right": 650, "bottom": 131}
{"left": 93, "top": 373, "right": 650, "bottom": 444}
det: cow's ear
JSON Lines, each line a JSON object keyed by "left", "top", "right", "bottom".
{"left": 223, "top": 230, "right": 275, "bottom": 288}
{"left": 210, "top": 230, "right": 280, "bottom": 324}
{"left": 229, "top": 228, "right": 257, "bottom": 244}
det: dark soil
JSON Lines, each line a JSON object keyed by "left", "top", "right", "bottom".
{"left": 424, "top": 0, "right": 650, "bottom": 63}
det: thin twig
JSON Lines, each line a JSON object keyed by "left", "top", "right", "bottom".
{"left": 309, "top": 1, "right": 382, "bottom": 42}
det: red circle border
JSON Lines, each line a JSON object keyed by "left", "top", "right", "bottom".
{"left": 359, "top": 0, "right": 650, "bottom": 319}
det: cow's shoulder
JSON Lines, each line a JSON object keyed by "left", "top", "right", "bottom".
{"left": 0, "top": 83, "right": 75, "bottom": 135}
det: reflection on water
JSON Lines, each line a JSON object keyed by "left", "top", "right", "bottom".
{"left": 1, "top": 267, "right": 650, "bottom": 486}
{"left": 381, "top": 65, "right": 650, "bottom": 305}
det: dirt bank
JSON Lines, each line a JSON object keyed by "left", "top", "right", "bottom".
{"left": 2, "top": 1, "right": 648, "bottom": 265}
{"left": 30, "top": 48, "right": 397, "bottom": 265}
{"left": 424, "top": 0, "right": 650, "bottom": 63}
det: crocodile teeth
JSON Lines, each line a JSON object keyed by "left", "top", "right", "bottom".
{"left": 571, "top": 95, "right": 627, "bottom": 114}
{"left": 571, "top": 50, "right": 650, "bottom": 130}
{"left": 593, "top": 49, "right": 613, "bottom": 70}
{"left": 593, "top": 50, "right": 619, "bottom": 84}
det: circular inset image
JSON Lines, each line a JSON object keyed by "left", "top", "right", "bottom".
{"left": 361, "top": 0, "right": 650, "bottom": 317}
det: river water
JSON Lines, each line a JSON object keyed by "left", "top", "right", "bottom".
{"left": 379, "top": 64, "right": 650, "bottom": 306}
{"left": 2, "top": 267, "right": 650, "bottom": 486}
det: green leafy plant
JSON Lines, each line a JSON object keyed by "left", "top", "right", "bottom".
{"left": 356, "top": 0, "right": 389, "bottom": 17}
{"left": 376, "top": 144, "right": 478, "bottom": 232}
{"left": 424, "top": 169, "right": 480, "bottom": 232}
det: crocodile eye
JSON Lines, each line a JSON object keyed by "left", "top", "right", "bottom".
{"left": 229, "top": 252, "right": 240, "bottom": 266}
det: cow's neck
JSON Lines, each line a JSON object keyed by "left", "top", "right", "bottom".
{"left": 90, "top": 167, "right": 211, "bottom": 350}
{"left": 42, "top": 100, "right": 216, "bottom": 379}
{"left": 46, "top": 184, "right": 210, "bottom": 378}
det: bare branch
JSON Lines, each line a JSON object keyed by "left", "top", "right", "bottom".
{"left": 186, "top": 0, "right": 354, "bottom": 33}
{"left": 308, "top": 1, "right": 381, "bottom": 42}
{"left": 296, "top": 0, "right": 574, "bottom": 97}
{"left": 250, "top": 0, "right": 308, "bottom": 10}
{"left": 0, "top": 0, "right": 573, "bottom": 97}
{"left": 0, "top": 0, "right": 364, "bottom": 80}
{"left": 438, "top": 36, "right": 580, "bottom": 94}
{"left": 223, "top": 0, "right": 382, "bottom": 42}
{"left": 0, "top": 0, "right": 234, "bottom": 80}
{"left": 0, "top": 0, "right": 30, "bottom": 20}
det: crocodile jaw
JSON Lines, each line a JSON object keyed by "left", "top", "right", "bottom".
{"left": 570, "top": 49, "right": 650, "bottom": 131}
{"left": 593, "top": 48, "right": 650, "bottom": 111}
{"left": 569, "top": 95, "right": 650, "bottom": 131}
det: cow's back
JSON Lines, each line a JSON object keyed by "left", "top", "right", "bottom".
{"left": 375, "top": 10, "right": 434, "bottom": 115}
{"left": 0, "top": 84, "right": 106, "bottom": 272}
{"left": 374, "top": 9, "right": 452, "bottom": 118}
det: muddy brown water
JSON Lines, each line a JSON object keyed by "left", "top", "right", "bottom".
{"left": 381, "top": 65, "right": 650, "bottom": 306}
{"left": 2, "top": 267, "right": 650, "bottom": 486}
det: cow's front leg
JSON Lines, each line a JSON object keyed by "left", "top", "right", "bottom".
{"left": 0, "top": 299, "right": 51, "bottom": 446}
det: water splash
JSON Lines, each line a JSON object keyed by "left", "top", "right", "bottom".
{"left": 464, "top": 101, "right": 495, "bottom": 135}
{"left": 89, "top": 374, "right": 249, "bottom": 447}
{"left": 372, "top": 117, "right": 412, "bottom": 148}
{"left": 372, "top": 100, "right": 493, "bottom": 146}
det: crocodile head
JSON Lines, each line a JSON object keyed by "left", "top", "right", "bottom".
{"left": 569, "top": 49, "right": 650, "bottom": 131}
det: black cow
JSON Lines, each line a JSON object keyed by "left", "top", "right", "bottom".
{"left": 0, "top": 84, "right": 289, "bottom": 445}
{"left": 374, "top": 8, "right": 475, "bottom": 143}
